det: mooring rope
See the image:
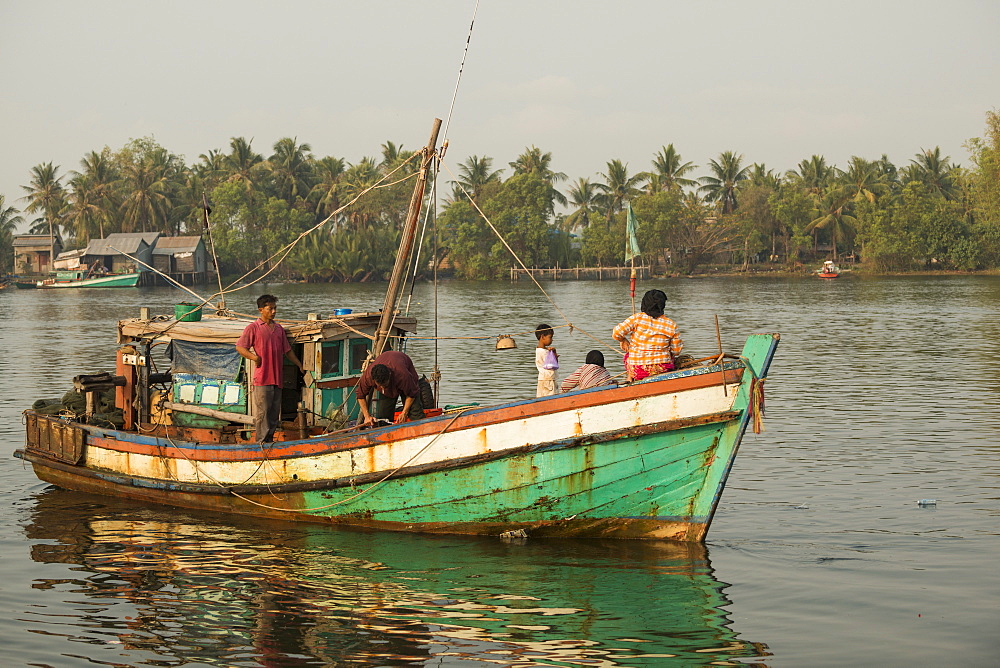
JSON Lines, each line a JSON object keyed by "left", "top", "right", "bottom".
{"left": 738, "top": 355, "right": 766, "bottom": 434}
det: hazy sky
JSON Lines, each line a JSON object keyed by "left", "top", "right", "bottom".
{"left": 2, "top": 0, "right": 997, "bottom": 230}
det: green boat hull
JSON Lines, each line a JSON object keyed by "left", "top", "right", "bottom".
{"left": 293, "top": 415, "right": 743, "bottom": 540}
{"left": 17, "top": 334, "right": 779, "bottom": 541}
{"left": 39, "top": 271, "right": 141, "bottom": 288}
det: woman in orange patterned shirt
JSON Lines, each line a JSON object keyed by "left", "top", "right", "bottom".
{"left": 612, "top": 289, "right": 683, "bottom": 381}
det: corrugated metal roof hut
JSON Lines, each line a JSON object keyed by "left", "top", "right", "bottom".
{"left": 84, "top": 232, "right": 160, "bottom": 277}
{"left": 151, "top": 236, "right": 209, "bottom": 284}
{"left": 13, "top": 234, "right": 62, "bottom": 275}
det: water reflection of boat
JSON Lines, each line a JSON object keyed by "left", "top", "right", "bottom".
{"left": 16, "top": 120, "right": 779, "bottom": 542}
{"left": 21, "top": 488, "right": 771, "bottom": 666}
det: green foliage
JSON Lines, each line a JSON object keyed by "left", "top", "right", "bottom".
{"left": 10, "top": 111, "right": 1000, "bottom": 280}
{"left": 629, "top": 190, "right": 684, "bottom": 265}
{"left": 769, "top": 188, "right": 814, "bottom": 257}
{"left": 445, "top": 173, "right": 553, "bottom": 279}
{"left": 0, "top": 194, "right": 24, "bottom": 273}
{"left": 579, "top": 215, "right": 620, "bottom": 266}
{"left": 699, "top": 151, "right": 750, "bottom": 214}
{"left": 861, "top": 201, "right": 914, "bottom": 272}
{"left": 732, "top": 185, "right": 777, "bottom": 266}
{"left": 966, "top": 111, "right": 1000, "bottom": 265}
{"left": 287, "top": 224, "right": 400, "bottom": 282}
{"left": 896, "top": 182, "right": 970, "bottom": 268}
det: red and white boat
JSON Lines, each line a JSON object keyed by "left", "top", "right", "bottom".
{"left": 818, "top": 260, "right": 839, "bottom": 279}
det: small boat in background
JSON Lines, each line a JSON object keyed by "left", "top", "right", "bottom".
{"left": 19, "top": 269, "right": 141, "bottom": 289}
{"left": 818, "top": 260, "right": 839, "bottom": 279}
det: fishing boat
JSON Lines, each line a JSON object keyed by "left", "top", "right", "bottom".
{"left": 19, "top": 269, "right": 142, "bottom": 289}
{"left": 15, "top": 120, "right": 779, "bottom": 542}
{"left": 818, "top": 260, "right": 839, "bottom": 279}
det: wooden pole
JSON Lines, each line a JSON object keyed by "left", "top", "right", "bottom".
{"left": 373, "top": 118, "right": 442, "bottom": 358}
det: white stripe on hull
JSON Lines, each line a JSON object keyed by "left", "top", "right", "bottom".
{"left": 86, "top": 382, "right": 740, "bottom": 486}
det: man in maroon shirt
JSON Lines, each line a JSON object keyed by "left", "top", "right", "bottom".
{"left": 356, "top": 350, "right": 425, "bottom": 426}
{"left": 236, "top": 294, "right": 304, "bottom": 443}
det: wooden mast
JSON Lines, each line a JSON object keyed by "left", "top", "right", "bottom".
{"left": 372, "top": 118, "right": 442, "bottom": 357}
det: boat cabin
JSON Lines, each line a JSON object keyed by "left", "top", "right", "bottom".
{"left": 115, "top": 310, "right": 417, "bottom": 441}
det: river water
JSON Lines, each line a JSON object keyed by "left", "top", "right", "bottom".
{"left": 1, "top": 276, "right": 997, "bottom": 667}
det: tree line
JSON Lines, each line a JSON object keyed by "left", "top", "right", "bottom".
{"left": 2, "top": 110, "right": 999, "bottom": 278}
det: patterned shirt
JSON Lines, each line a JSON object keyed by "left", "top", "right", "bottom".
{"left": 612, "top": 312, "right": 683, "bottom": 367}
{"left": 560, "top": 364, "right": 615, "bottom": 392}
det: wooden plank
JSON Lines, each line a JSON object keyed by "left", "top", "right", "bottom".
{"left": 162, "top": 401, "right": 254, "bottom": 425}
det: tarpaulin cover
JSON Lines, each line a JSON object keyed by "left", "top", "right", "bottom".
{"left": 169, "top": 340, "right": 243, "bottom": 381}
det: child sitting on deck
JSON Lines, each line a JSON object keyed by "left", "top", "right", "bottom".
{"left": 561, "top": 350, "right": 616, "bottom": 393}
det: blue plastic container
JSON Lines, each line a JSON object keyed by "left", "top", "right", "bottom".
{"left": 333, "top": 308, "right": 352, "bottom": 316}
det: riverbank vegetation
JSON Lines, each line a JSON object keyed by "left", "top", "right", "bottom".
{"left": 3, "top": 111, "right": 999, "bottom": 280}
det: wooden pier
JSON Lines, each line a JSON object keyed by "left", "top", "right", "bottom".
{"left": 510, "top": 265, "right": 651, "bottom": 282}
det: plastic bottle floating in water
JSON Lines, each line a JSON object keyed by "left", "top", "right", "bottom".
{"left": 917, "top": 499, "right": 937, "bottom": 506}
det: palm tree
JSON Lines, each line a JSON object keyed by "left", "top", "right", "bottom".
{"left": 747, "top": 163, "right": 781, "bottom": 189}
{"left": 339, "top": 157, "right": 382, "bottom": 228}
{"left": 71, "top": 150, "right": 118, "bottom": 238}
{"left": 0, "top": 195, "right": 24, "bottom": 273}
{"left": 0, "top": 195, "right": 24, "bottom": 233}
{"left": 20, "top": 162, "right": 66, "bottom": 272}
{"left": 698, "top": 151, "right": 750, "bottom": 214}
{"left": 20, "top": 162, "right": 66, "bottom": 238}
{"left": 564, "top": 178, "right": 600, "bottom": 231}
{"left": 63, "top": 174, "right": 106, "bottom": 244}
{"left": 452, "top": 155, "right": 503, "bottom": 202}
{"left": 196, "top": 149, "right": 228, "bottom": 189}
{"left": 805, "top": 192, "right": 857, "bottom": 261}
{"left": 643, "top": 172, "right": 666, "bottom": 196}
{"left": 838, "top": 156, "right": 889, "bottom": 203}
{"left": 223, "top": 137, "right": 266, "bottom": 199}
{"left": 268, "top": 137, "right": 314, "bottom": 204}
{"left": 650, "top": 144, "right": 697, "bottom": 191}
{"left": 379, "top": 141, "right": 417, "bottom": 173}
{"left": 509, "top": 145, "right": 568, "bottom": 206}
{"left": 309, "top": 156, "right": 347, "bottom": 220}
{"left": 786, "top": 155, "right": 834, "bottom": 196}
{"left": 119, "top": 150, "right": 172, "bottom": 233}
{"left": 910, "top": 147, "right": 957, "bottom": 200}
{"left": 171, "top": 172, "right": 210, "bottom": 235}
{"left": 596, "top": 159, "right": 645, "bottom": 222}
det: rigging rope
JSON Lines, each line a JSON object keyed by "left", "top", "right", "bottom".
{"left": 119, "top": 152, "right": 423, "bottom": 341}
{"left": 441, "top": 0, "right": 481, "bottom": 144}
{"left": 439, "top": 159, "right": 617, "bottom": 353}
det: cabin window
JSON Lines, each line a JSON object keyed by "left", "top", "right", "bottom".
{"left": 201, "top": 385, "right": 220, "bottom": 404}
{"left": 348, "top": 339, "right": 371, "bottom": 375}
{"left": 321, "top": 340, "right": 344, "bottom": 378}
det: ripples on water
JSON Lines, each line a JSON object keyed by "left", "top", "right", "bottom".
{"left": 15, "top": 490, "right": 762, "bottom": 667}
{"left": 2, "top": 276, "right": 999, "bottom": 666}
